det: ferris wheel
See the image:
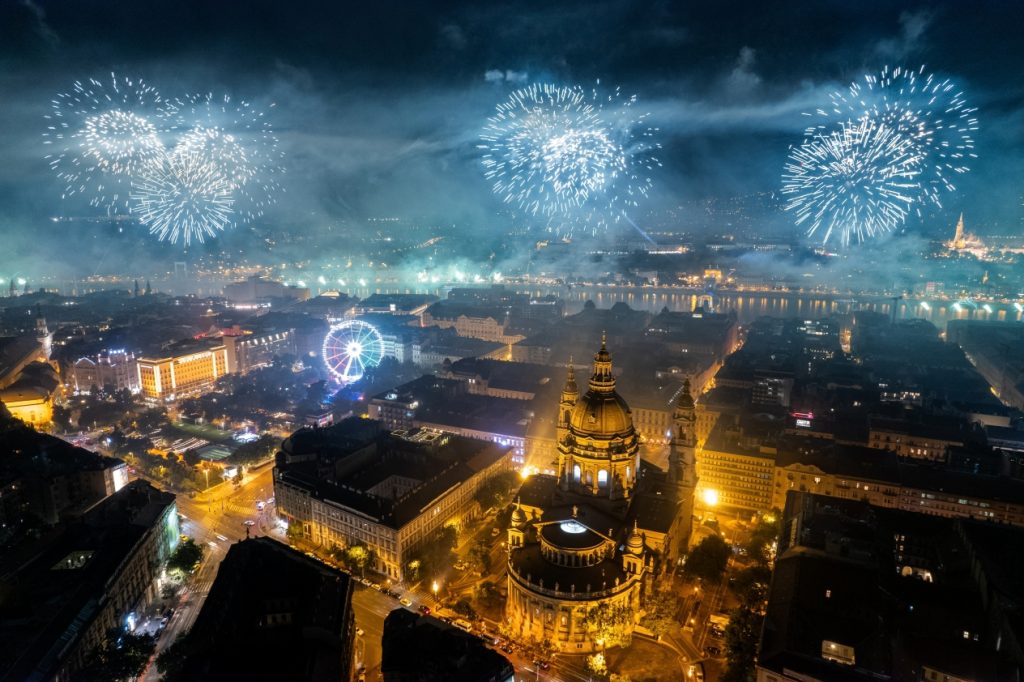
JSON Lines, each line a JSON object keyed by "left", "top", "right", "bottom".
{"left": 321, "top": 320, "right": 384, "bottom": 384}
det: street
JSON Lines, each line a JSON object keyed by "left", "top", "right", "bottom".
{"left": 139, "top": 465, "right": 278, "bottom": 681}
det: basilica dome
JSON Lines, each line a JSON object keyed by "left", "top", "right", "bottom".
{"left": 566, "top": 336, "right": 635, "bottom": 439}
{"left": 569, "top": 389, "right": 634, "bottom": 437}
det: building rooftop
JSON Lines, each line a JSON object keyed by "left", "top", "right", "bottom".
{"left": 170, "top": 537, "right": 355, "bottom": 682}
{"left": 761, "top": 492, "right": 1020, "bottom": 681}
{"left": 381, "top": 609, "right": 512, "bottom": 682}
{"left": 277, "top": 418, "right": 510, "bottom": 530}
{"left": 0, "top": 480, "right": 175, "bottom": 681}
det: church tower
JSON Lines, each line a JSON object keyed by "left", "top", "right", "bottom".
{"left": 669, "top": 379, "right": 698, "bottom": 543}
{"left": 952, "top": 213, "right": 966, "bottom": 250}
{"left": 556, "top": 361, "right": 579, "bottom": 485}
{"left": 556, "top": 336, "right": 640, "bottom": 502}
{"left": 35, "top": 304, "right": 52, "bottom": 361}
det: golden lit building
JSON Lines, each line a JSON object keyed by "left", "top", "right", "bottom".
{"left": 0, "top": 330, "right": 59, "bottom": 427}
{"left": 696, "top": 419, "right": 776, "bottom": 513}
{"left": 137, "top": 341, "right": 230, "bottom": 400}
{"left": 507, "top": 338, "right": 695, "bottom": 653}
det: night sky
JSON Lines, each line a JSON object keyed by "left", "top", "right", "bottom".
{"left": 1, "top": 0, "right": 1022, "bottom": 275}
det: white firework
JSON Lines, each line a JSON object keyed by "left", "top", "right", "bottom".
{"left": 159, "top": 93, "right": 283, "bottom": 223}
{"left": 782, "top": 118, "right": 923, "bottom": 247}
{"left": 43, "top": 73, "right": 167, "bottom": 212}
{"left": 130, "top": 149, "right": 235, "bottom": 246}
{"left": 480, "top": 83, "right": 660, "bottom": 237}
{"left": 810, "top": 65, "right": 978, "bottom": 208}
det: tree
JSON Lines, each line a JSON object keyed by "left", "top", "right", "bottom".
{"left": 582, "top": 602, "right": 634, "bottom": 650}
{"left": 286, "top": 520, "right": 304, "bottom": 542}
{"left": 640, "top": 585, "right": 678, "bottom": 639}
{"left": 473, "top": 471, "right": 519, "bottom": 510}
{"left": 684, "top": 534, "right": 731, "bottom": 582}
{"left": 721, "top": 606, "right": 763, "bottom": 682}
{"left": 745, "top": 512, "right": 781, "bottom": 567}
{"left": 345, "top": 544, "right": 376, "bottom": 577}
{"left": 453, "top": 597, "right": 477, "bottom": 620}
{"left": 228, "top": 434, "right": 279, "bottom": 465}
{"left": 586, "top": 652, "right": 608, "bottom": 679}
{"left": 731, "top": 564, "right": 772, "bottom": 608}
{"left": 182, "top": 448, "right": 202, "bottom": 468}
{"left": 77, "top": 630, "right": 155, "bottom": 682}
{"left": 474, "top": 580, "right": 502, "bottom": 611}
{"left": 51, "top": 403, "right": 74, "bottom": 432}
{"left": 469, "top": 537, "right": 492, "bottom": 572}
{"left": 168, "top": 538, "right": 204, "bottom": 574}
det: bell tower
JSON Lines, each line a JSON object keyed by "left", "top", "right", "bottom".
{"left": 556, "top": 360, "right": 579, "bottom": 489}
{"left": 670, "top": 379, "right": 698, "bottom": 545}
{"left": 35, "top": 304, "right": 52, "bottom": 361}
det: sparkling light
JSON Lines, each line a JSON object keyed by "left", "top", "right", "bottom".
{"left": 130, "top": 148, "right": 235, "bottom": 246}
{"left": 43, "top": 73, "right": 167, "bottom": 212}
{"left": 782, "top": 117, "right": 923, "bottom": 247}
{"left": 479, "top": 83, "right": 660, "bottom": 237}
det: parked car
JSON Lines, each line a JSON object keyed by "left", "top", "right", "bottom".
{"left": 704, "top": 645, "right": 721, "bottom": 657}
{"left": 419, "top": 605, "right": 431, "bottom": 615}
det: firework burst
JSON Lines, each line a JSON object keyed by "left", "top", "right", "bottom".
{"left": 130, "top": 148, "right": 235, "bottom": 246}
{"left": 159, "top": 93, "right": 284, "bottom": 223}
{"left": 809, "top": 65, "right": 978, "bottom": 207}
{"left": 43, "top": 73, "right": 167, "bottom": 212}
{"left": 782, "top": 118, "right": 923, "bottom": 247}
{"left": 479, "top": 83, "right": 659, "bottom": 236}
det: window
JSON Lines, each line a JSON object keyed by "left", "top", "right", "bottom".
{"left": 598, "top": 470, "right": 608, "bottom": 488}
{"left": 573, "top": 465, "right": 581, "bottom": 482}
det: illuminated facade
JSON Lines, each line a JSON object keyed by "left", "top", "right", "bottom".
{"left": 137, "top": 343, "right": 230, "bottom": 400}
{"left": 71, "top": 350, "right": 139, "bottom": 393}
{"left": 274, "top": 422, "right": 512, "bottom": 580}
{"left": 223, "top": 329, "right": 293, "bottom": 374}
{"left": 506, "top": 339, "right": 693, "bottom": 653}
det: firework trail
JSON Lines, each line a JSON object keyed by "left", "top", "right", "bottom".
{"left": 130, "top": 148, "right": 235, "bottom": 246}
{"left": 782, "top": 117, "right": 923, "bottom": 247}
{"left": 480, "top": 83, "right": 660, "bottom": 237}
{"left": 43, "top": 73, "right": 167, "bottom": 212}
{"left": 159, "top": 93, "right": 284, "bottom": 223}
{"left": 808, "top": 65, "right": 978, "bottom": 208}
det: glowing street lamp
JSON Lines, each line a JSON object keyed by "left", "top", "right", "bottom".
{"left": 701, "top": 488, "right": 719, "bottom": 507}
{"left": 432, "top": 580, "right": 440, "bottom": 605}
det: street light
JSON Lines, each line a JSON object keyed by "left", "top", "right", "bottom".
{"left": 432, "top": 580, "right": 440, "bottom": 605}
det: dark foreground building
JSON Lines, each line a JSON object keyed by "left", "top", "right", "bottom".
{"left": 381, "top": 608, "right": 513, "bottom": 682}
{"left": 0, "top": 479, "right": 178, "bottom": 681}
{"left": 758, "top": 492, "right": 1024, "bottom": 681}
{"left": 161, "top": 537, "right": 355, "bottom": 682}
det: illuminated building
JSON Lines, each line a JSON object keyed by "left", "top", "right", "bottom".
{"left": 71, "top": 349, "right": 139, "bottom": 393}
{"left": 0, "top": 352, "right": 59, "bottom": 427}
{"left": 137, "top": 339, "right": 230, "bottom": 400}
{"left": 697, "top": 417, "right": 777, "bottom": 513}
{"left": 422, "top": 302, "right": 526, "bottom": 344}
{"left": 223, "top": 274, "right": 310, "bottom": 305}
{"left": 222, "top": 328, "right": 294, "bottom": 374}
{"left": 274, "top": 419, "right": 512, "bottom": 580}
{"left": 506, "top": 339, "right": 694, "bottom": 653}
